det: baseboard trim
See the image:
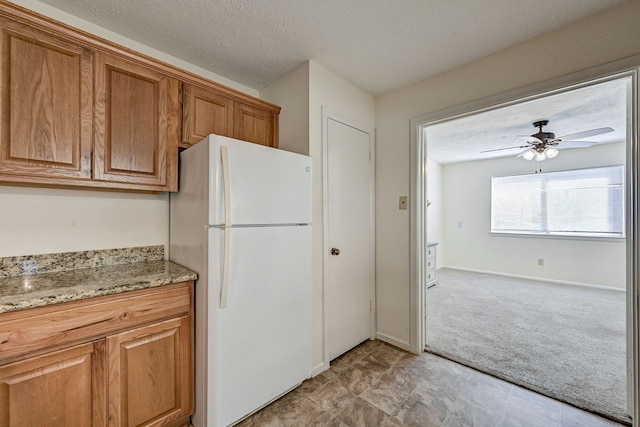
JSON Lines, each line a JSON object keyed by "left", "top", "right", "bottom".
{"left": 376, "top": 332, "right": 412, "bottom": 352}
{"left": 441, "top": 265, "right": 625, "bottom": 292}
{"left": 312, "top": 361, "right": 328, "bottom": 377}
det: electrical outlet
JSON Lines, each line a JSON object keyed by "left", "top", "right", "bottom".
{"left": 538, "top": 258, "right": 544, "bottom": 266}
{"left": 399, "top": 196, "right": 408, "bottom": 210}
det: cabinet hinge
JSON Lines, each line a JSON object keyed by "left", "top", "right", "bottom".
{"left": 83, "top": 152, "right": 92, "bottom": 175}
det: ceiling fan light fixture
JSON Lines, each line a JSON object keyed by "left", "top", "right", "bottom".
{"left": 522, "top": 149, "right": 536, "bottom": 160}
{"left": 545, "top": 147, "right": 559, "bottom": 159}
{"left": 485, "top": 120, "right": 613, "bottom": 163}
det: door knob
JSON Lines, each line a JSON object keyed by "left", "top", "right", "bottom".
{"left": 331, "top": 248, "right": 341, "bottom": 256}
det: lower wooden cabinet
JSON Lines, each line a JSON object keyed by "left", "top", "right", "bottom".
{"left": 0, "top": 341, "right": 105, "bottom": 427}
{"left": 0, "top": 282, "right": 194, "bottom": 427}
{"left": 107, "top": 316, "right": 193, "bottom": 427}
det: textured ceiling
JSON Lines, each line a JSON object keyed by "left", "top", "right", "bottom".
{"left": 426, "top": 77, "right": 629, "bottom": 164}
{"left": 34, "top": 0, "right": 627, "bottom": 95}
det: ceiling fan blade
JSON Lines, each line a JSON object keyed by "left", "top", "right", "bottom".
{"left": 480, "top": 145, "right": 529, "bottom": 153}
{"left": 557, "top": 140, "right": 597, "bottom": 149}
{"left": 557, "top": 127, "right": 613, "bottom": 141}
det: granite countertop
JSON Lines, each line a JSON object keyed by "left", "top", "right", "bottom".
{"left": 0, "top": 246, "right": 197, "bottom": 314}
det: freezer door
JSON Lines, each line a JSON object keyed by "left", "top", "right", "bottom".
{"left": 205, "top": 135, "right": 312, "bottom": 226}
{"left": 207, "top": 225, "right": 312, "bottom": 427}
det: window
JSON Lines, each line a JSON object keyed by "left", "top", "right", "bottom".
{"left": 491, "top": 165, "right": 624, "bottom": 238}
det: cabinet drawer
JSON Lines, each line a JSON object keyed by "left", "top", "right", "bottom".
{"left": 0, "top": 282, "right": 192, "bottom": 364}
{"left": 427, "top": 267, "right": 437, "bottom": 282}
{"left": 427, "top": 247, "right": 436, "bottom": 258}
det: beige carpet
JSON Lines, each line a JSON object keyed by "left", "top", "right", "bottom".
{"left": 426, "top": 268, "right": 630, "bottom": 424}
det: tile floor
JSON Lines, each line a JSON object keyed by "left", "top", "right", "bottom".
{"left": 238, "top": 340, "right": 626, "bottom": 427}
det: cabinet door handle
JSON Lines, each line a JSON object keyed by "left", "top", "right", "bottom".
{"left": 331, "top": 248, "right": 340, "bottom": 256}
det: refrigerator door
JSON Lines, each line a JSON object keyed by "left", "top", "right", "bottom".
{"left": 207, "top": 225, "right": 312, "bottom": 427}
{"left": 205, "top": 135, "right": 312, "bottom": 226}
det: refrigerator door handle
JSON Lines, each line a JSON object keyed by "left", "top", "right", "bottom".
{"left": 221, "top": 145, "right": 231, "bottom": 228}
{"left": 220, "top": 145, "right": 231, "bottom": 308}
{"left": 220, "top": 227, "right": 231, "bottom": 308}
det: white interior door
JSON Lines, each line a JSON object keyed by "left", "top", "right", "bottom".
{"left": 325, "top": 116, "right": 374, "bottom": 360}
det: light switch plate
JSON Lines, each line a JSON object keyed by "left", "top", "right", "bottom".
{"left": 399, "top": 196, "right": 408, "bottom": 210}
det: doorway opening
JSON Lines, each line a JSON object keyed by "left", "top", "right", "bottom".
{"left": 410, "top": 69, "right": 638, "bottom": 424}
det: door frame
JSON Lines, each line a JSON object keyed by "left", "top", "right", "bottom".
{"left": 410, "top": 55, "right": 640, "bottom": 423}
{"left": 322, "top": 107, "right": 376, "bottom": 371}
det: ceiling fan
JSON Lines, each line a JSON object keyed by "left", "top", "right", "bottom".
{"left": 481, "top": 120, "right": 614, "bottom": 161}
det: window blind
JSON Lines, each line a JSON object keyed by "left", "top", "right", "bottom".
{"left": 491, "top": 165, "right": 624, "bottom": 238}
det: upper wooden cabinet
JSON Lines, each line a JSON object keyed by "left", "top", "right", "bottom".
{"left": 0, "top": 16, "right": 179, "bottom": 192}
{"left": 94, "top": 53, "right": 179, "bottom": 190}
{"left": 182, "top": 83, "right": 279, "bottom": 149}
{"left": 234, "top": 101, "right": 278, "bottom": 147}
{"left": 0, "top": 24, "right": 93, "bottom": 181}
{"left": 182, "top": 84, "right": 234, "bottom": 144}
{"left": 0, "top": 2, "right": 281, "bottom": 192}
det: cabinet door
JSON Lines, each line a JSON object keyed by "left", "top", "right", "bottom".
{"left": 0, "top": 341, "right": 106, "bottom": 427}
{"left": 107, "top": 316, "right": 193, "bottom": 427}
{"left": 0, "top": 25, "right": 93, "bottom": 181}
{"left": 94, "top": 53, "right": 179, "bottom": 191}
{"left": 233, "top": 102, "right": 278, "bottom": 147}
{"left": 182, "top": 84, "right": 234, "bottom": 147}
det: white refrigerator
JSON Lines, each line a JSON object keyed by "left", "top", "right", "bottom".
{"left": 169, "top": 134, "right": 312, "bottom": 427}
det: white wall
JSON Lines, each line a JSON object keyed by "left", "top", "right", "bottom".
{"left": 0, "top": 186, "right": 168, "bottom": 257}
{"left": 260, "top": 62, "right": 310, "bottom": 155}
{"left": 442, "top": 142, "right": 626, "bottom": 289}
{"left": 375, "top": 1, "right": 640, "bottom": 348}
{"left": 262, "top": 60, "right": 375, "bottom": 372}
{"left": 0, "top": 0, "right": 259, "bottom": 259}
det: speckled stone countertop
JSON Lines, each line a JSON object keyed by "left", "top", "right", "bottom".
{"left": 0, "top": 246, "right": 197, "bottom": 314}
